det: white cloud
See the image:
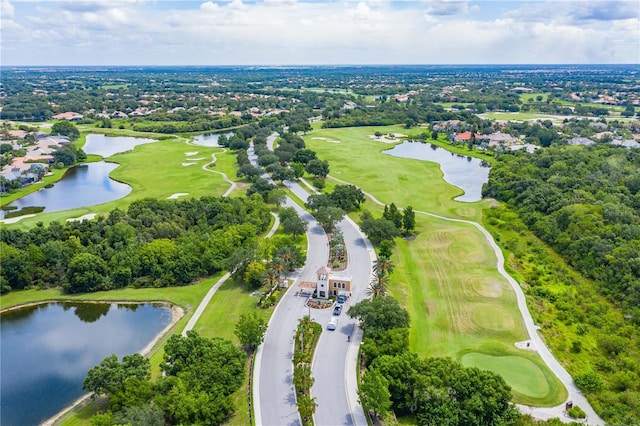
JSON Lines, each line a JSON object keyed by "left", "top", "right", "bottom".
{"left": 505, "top": 0, "right": 639, "bottom": 24}
{"left": 1, "top": 0, "right": 638, "bottom": 65}
{"left": 200, "top": 1, "right": 220, "bottom": 13}
{"left": 1, "top": 0, "right": 15, "bottom": 19}
{"left": 348, "top": 2, "right": 382, "bottom": 21}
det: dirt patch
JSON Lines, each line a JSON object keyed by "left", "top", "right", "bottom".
{"left": 471, "top": 277, "right": 503, "bottom": 298}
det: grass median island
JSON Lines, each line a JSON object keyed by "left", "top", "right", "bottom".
{"left": 305, "top": 126, "right": 566, "bottom": 406}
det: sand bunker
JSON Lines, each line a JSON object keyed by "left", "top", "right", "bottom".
{"left": 66, "top": 214, "right": 97, "bottom": 222}
{"left": 182, "top": 163, "right": 197, "bottom": 167}
{"left": 185, "top": 151, "right": 199, "bottom": 156}
{"left": 0, "top": 214, "right": 36, "bottom": 224}
{"left": 186, "top": 157, "right": 204, "bottom": 161}
{"left": 168, "top": 193, "right": 189, "bottom": 199}
{"left": 369, "top": 134, "right": 406, "bottom": 143}
{"left": 311, "top": 137, "right": 341, "bottom": 143}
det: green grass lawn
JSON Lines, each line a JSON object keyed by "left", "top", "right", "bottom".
{"left": 460, "top": 353, "right": 551, "bottom": 400}
{"left": 519, "top": 93, "right": 549, "bottom": 103}
{"left": 304, "top": 125, "right": 566, "bottom": 406}
{"left": 483, "top": 112, "right": 558, "bottom": 121}
{"left": 391, "top": 215, "right": 566, "bottom": 406}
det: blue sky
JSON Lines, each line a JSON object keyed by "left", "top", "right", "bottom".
{"left": 1, "top": 0, "right": 638, "bottom": 65}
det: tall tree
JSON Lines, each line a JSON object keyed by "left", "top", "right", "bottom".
{"left": 402, "top": 206, "right": 415, "bottom": 234}
{"left": 348, "top": 297, "right": 409, "bottom": 339}
{"left": 359, "top": 369, "right": 392, "bottom": 419}
{"left": 235, "top": 312, "right": 268, "bottom": 352}
{"left": 373, "top": 256, "right": 394, "bottom": 277}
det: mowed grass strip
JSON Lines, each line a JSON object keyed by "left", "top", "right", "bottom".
{"left": 391, "top": 214, "right": 566, "bottom": 406}
{"left": 393, "top": 216, "right": 525, "bottom": 356}
{"left": 304, "top": 125, "right": 491, "bottom": 221}
{"left": 461, "top": 353, "right": 549, "bottom": 399}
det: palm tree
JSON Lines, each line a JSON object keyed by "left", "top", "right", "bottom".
{"left": 367, "top": 273, "right": 389, "bottom": 298}
{"left": 276, "top": 247, "right": 295, "bottom": 272}
{"left": 271, "top": 256, "right": 286, "bottom": 278}
{"left": 373, "top": 256, "right": 394, "bottom": 277}
{"left": 263, "top": 267, "right": 279, "bottom": 292}
{"left": 297, "top": 394, "right": 317, "bottom": 425}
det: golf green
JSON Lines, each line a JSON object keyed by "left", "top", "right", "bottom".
{"left": 461, "top": 353, "right": 550, "bottom": 399}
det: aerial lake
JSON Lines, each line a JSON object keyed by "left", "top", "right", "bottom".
{"left": 384, "top": 141, "right": 491, "bottom": 202}
{"left": 191, "top": 131, "right": 234, "bottom": 147}
{"left": 0, "top": 302, "right": 172, "bottom": 426}
{"left": 83, "top": 134, "right": 157, "bottom": 158}
{"left": 1, "top": 161, "right": 131, "bottom": 218}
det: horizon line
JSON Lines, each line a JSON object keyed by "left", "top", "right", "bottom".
{"left": 2, "top": 63, "right": 639, "bottom": 68}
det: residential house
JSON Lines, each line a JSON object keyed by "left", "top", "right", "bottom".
{"left": 52, "top": 112, "right": 84, "bottom": 121}
{"left": 453, "top": 131, "right": 473, "bottom": 143}
{"left": 476, "top": 132, "right": 517, "bottom": 147}
{"left": 567, "top": 137, "right": 596, "bottom": 146}
{"left": 610, "top": 139, "right": 640, "bottom": 149}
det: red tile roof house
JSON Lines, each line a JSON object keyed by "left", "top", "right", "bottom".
{"left": 453, "top": 131, "right": 474, "bottom": 143}
{"left": 52, "top": 112, "right": 83, "bottom": 121}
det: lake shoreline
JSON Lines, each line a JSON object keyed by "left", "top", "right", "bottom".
{"left": 1, "top": 300, "right": 185, "bottom": 426}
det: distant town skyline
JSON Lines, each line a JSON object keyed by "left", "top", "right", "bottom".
{"left": 1, "top": 0, "right": 638, "bottom": 66}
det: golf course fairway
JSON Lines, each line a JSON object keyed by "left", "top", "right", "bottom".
{"left": 304, "top": 126, "right": 567, "bottom": 406}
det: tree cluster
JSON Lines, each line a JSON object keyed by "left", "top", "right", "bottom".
{"left": 359, "top": 203, "right": 415, "bottom": 246}
{"left": 0, "top": 196, "right": 271, "bottom": 294}
{"left": 349, "top": 296, "right": 518, "bottom": 425}
{"left": 84, "top": 331, "right": 246, "bottom": 425}
{"left": 302, "top": 184, "right": 366, "bottom": 232}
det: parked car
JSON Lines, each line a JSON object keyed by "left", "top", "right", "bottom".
{"left": 337, "top": 294, "right": 348, "bottom": 304}
{"left": 327, "top": 317, "right": 337, "bottom": 330}
{"left": 333, "top": 305, "right": 342, "bottom": 316}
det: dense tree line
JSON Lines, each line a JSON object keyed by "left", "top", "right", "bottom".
{"left": 85, "top": 331, "right": 246, "bottom": 425}
{"left": 485, "top": 205, "right": 640, "bottom": 425}
{"left": 483, "top": 145, "right": 640, "bottom": 316}
{"left": 322, "top": 102, "right": 485, "bottom": 129}
{"left": 0, "top": 196, "right": 271, "bottom": 294}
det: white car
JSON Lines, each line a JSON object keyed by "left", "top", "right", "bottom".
{"left": 327, "top": 317, "right": 337, "bottom": 330}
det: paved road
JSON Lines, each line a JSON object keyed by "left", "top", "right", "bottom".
{"left": 253, "top": 136, "right": 331, "bottom": 426}
{"left": 329, "top": 175, "right": 604, "bottom": 425}
{"left": 255, "top": 134, "right": 370, "bottom": 425}
{"left": 312, "top": 216, "right": 372, "bottom": 426}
